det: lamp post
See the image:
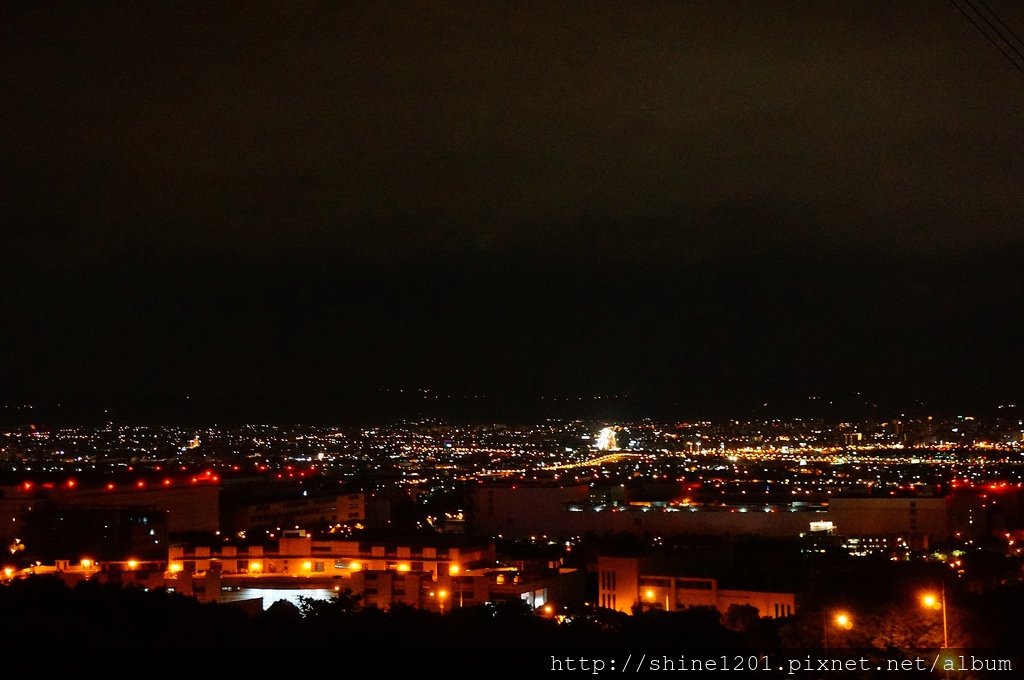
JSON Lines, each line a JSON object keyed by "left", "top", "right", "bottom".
{"left": 920, "top": 584, "right": 948, "bottom": 648}
{"left": 824, "top": 610, "right": 853, "bottom": 649}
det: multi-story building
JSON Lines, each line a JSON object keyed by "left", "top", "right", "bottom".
{"left": 21, "top": 505, "right": 168, "bottom": 560}
{"left": 165, "top": 529, "right": 586, "bottom": 611}
{"left": 167, "top": 530, "right": 495, "bottom": 580}
{"left": 596, "top": 556, "right": 796, "bottom": 618}
{"left": 471, "top": 483, "right": 963, "bottom": 546}
{"left": 828, "top": 496, "right": 950, "bottom": 542}
{"left": 0, "top": 480, "right": 219, "bottom": 538}
{"left": 221, "top": 491, "right": 391, "bottom": 533}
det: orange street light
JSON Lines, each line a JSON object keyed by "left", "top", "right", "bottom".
{"left": 644, "top": 587, "right": 669, "bottom": 610}
{"left": 920, "top": 586, "right": 949, "bottom": 648}
{"left": 824, "top": 609, "right": 853, "bottom": 649}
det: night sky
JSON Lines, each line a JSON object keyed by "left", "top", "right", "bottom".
{"left": 2, "top": 2, "right": 1023, "bottom": 423}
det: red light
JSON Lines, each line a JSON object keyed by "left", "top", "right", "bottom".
{"left": 211, "top": 475, "right": 220, "bottom": 482}
{"left": 190, "top": 477, "right": 198, "bottom": 484}
{"left": 163, "top": 479, "right": 172, "bottom": 486}
{"left": 106, "top": 483, "right": 115, "bottom": 491}
{"left": 136, "top": 480, "right": 145, "bottom": 488}
{"left": 66, "top": 479, "right": 77, "bottom": 488}
{"left": 22, "top": 482, "right": 33, "bottom": 491}
{"left": 42, "top": 482, "right": 54, "bottom": 489}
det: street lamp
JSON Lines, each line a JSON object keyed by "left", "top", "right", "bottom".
{"left": 438, "top": 589, "right": 448, "bottom": 614}
{"left": 644, "top": 587, "right": 669, "bottom": 611}
{"left": 824, "top": 610, "right": 853, "bottom": 649}
{"left": 920, "top": 585, "right": 948, "bottom": 648}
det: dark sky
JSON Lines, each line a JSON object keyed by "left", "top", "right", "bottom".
{"left": 2, "top": 2, "right": 1023, "bottom": 422}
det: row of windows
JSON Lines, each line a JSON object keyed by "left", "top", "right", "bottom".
{"left": 599, "top": 570, "right": 617, "bottom": 590}
{"left": 638, "top": 576, "right": 713, "bottom": 590}
{"left": 599, "top": 593, "right": 618, "bottom": 609}
{"left": 358, "top": 544, "right": 451, "bottom": 557}
{"left": 677, "top": 580, "right": 713, "bottom": 590}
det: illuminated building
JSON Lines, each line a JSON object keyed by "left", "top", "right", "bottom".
{"left": 165, "top": 530, "right": 585, "bottom": 610}
{"left": 166, "top": 530, "right": 494, "bottom": 581}
{"left": 597, "top": 556, "right": 795, "bottom": 618}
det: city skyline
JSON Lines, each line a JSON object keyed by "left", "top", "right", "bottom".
{"left": 3, "top": 2, "right": 1024, "bottom": 664}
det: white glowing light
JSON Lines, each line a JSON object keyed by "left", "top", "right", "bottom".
{"left": 595, "top": 427, "right": 618, "bottom": 451}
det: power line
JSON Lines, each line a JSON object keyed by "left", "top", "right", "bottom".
{"left": 949, "top": 0, "right": 1024, "bottom": 77}
{"left": 969, "top": 0, "right": 1024, "bottom": 65}
{"left": 978, "top": 0, "right": 1024, "bottom": 56}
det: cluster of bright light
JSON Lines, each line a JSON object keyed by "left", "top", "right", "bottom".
{"left": 595, "top": 427, "right": 618, "bottom": 451}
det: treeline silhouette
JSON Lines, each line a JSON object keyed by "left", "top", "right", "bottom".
{"left": 2, "top": 575, "right": 1023, "bottom": 671}
{"left": 0, "top": 576, "right": 763, "bottom": 652}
